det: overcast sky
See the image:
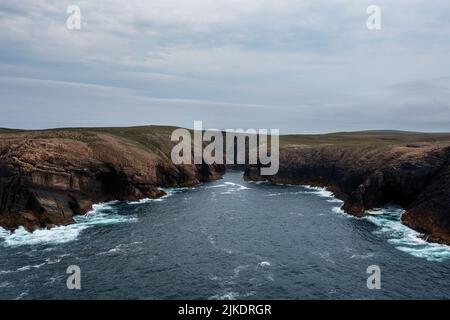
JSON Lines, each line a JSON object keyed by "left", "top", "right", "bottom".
{"left": 1, "top": 0, "right": 450, "bottom": 133}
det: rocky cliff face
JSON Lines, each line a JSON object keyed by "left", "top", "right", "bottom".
{"left": 3, "top": 127, "right": 450, "bottom": 246}
{"left": 244, "top": 143, "right": 450, "bottom": 244}
{"left": 0, "top": 129, "right": 224, "bottom": 231}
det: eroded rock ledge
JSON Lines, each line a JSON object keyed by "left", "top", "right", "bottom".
{"left": 0, "top": 129, "right": 224, "bottom": 231}
{"left": 2, "top": 127, "right": 450, "bottom": 246}
{"left": 244, "top": 143, "right": 450, "bottom": 245}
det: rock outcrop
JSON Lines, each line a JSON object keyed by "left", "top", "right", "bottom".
{"left": 0, "top": 128, "right": 224, "bottom": 231}
{"left": 3, "top": 126, "right": 450, "bottom": 246}
{"left": 244, "top": 142, "right": 450, "bottom": 244}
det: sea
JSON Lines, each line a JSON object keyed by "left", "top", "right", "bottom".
{"left": 1, "top": 171, "right": 450, "bottom": 299}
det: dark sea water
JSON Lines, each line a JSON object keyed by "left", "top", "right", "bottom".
{"left": 1, "top": 171, "right": 450, "bottom": 299}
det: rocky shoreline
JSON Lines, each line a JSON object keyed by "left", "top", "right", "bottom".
{"left": 0, "top": 128, "right": 224, "bottom": 231}
{"left": 1, "top": 127, "right": 450, "bottom": 246}
{"left": 244, "top": 142, "right": 450, "bottom": 245}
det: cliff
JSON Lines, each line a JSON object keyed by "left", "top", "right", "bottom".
{"left": 0, "top": 126, "right": 224, "bottom": 231}
{"left": 244, "top": 131, "right": 450, "bottom": 245}
{"left": 3, "top": 127, "right": 450, "bottom": 246}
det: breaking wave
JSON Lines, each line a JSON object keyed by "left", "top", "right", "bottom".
{"left": 0, "top": 186, "right": 192, "bottom": 247}
{"left": 269, "top": 181, "right": 450, "bottom": 262}
{"left": 265, "top": 185, "right": 344, "bottom": 204}
{"left": 300, "top": 185, "right": 342, "bottom": 203}
{"left": 0, "top": 186, "right": 191, "bottom": 247}
{"left": 0, "top": 202, "right": 137, "bottom": 247}
{"left": 127, "top": 187, "right": 183, "bottom": 204}
{"left": 320, "top": 191, "right": 450, "bottom": 262}
{"left": 365, "top": 207, "right": 450, "bottom": 262}
{"left": 206, "top": 181, "right": 251, "bottom": 194}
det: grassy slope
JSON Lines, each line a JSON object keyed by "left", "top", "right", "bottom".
{"left": 2, "top": 126, "right": 450, "bottom": 149}
{"left": 0, "top": 128, "right": 23, "bottom": 134}
{"left": 280, "top": 131, "right": 450, "bottom": 147}
{"left": 0, "top": 126, "right": 181, "bottom": 155}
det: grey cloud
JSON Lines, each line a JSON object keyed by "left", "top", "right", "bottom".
{"left": 0, "top": 0, "right": 449, "bottom": 132}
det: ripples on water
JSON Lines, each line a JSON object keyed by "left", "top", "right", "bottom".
{"left": 1, "top": 171, "right": 449, "bottom": 299}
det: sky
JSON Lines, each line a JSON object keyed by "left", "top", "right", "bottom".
{"left": 1, "top": 0, "right": 450, "bottom": 133}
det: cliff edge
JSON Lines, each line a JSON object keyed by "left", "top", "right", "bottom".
{"left": 3, "top": 127, "right": 450, "bottom": 245}
{"left": 0, "top": 126, "right": 224, "bottom": 231}
{"left": 244, "top": 132, "right": 450, "bottom": 244}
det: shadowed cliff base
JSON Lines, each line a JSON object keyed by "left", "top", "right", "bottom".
{"left": 0, "top": 126, "right": 225, "bottom": 231}
{"left": 245, "top": 130, "right": 450, "bottom": 245}
{"left": 1, "top": 126, "right": 450, "bottom": 246}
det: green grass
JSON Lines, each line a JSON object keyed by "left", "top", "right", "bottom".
{"left": 0, "top": 125, "right": 182, "bottom": 152}
{"left": 2, "top": 126, "right": 450, "bottom": 149}
{"left": 280, "top": 131, "right": 450, "bottom": 147}
{"left": 0, "top": 128, "right": 23, "bottom": 134}
{"left": 89, "top": 126, "right": 181, "bottom": 151}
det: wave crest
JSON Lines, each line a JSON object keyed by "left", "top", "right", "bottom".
{"left": 366, "top": 207, "right": 450, "bottom": 262}
{"left": 0, "top": 201, "right": 136, "bottom": 247}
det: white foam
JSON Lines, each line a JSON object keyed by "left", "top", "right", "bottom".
{"left": 258, "top": 261, "right": 271, "bottom": 267}
{"left": 156, "top": 187, "right": 189, "bottom": 201}
{"left": 326, "top": 198, "right": 344, "bottom": 203}
{"left": 301, "top": 185, "right": 336, "bottom": 199}
{"left": 74, "top": 202, "right": 137, "bottom": 227}
{"left": 366, "top": 208, "right": 384, "bottom": 215}
{"left": 14, "top": 291, "right": 28, "bottom": 300}
{"left": 128, "top": 188, "right": 177, "bottom": 204}
{"left": 17, "top": 263, "right": 46, "bottom": 271}
{"left": 45, "top": 257, "right": 62, "bottom": 264}
{"left": 0, "top": 201, "right": 137, "bottom": 247}
{"left": 350, "top": 253, "right": 375, "bottom": 259}
{"left": 97, "top": 247, "right": 122, "bottom": 256}
{"left": 206, "top": 184, "right": 228, "bottom": 189}
{"left": 209, "top": 291, "right": 240, "bottom": 300}
{"left": 315, "top": 251, "right": 335, "bottom": 264}
{"left": 224, "top": 182, "right": 250, "bottom": 190}
{"left": 209, "top": 288, "right": 256, "bottom": 300}
{"left": 218, "top": 182, "right": 251, "bottom": 194}
{"left": 331, "top": 206, "right": 345, "bottom": 215}
{"left": 0, "top": 225, "right": 87, "bottom": 247}
{"left": 266, "top": 192, "right": 284, "bottom": 197}
{"left": 366, "top": 207, "right": 450, "bottom": 262}
{"left": 97, "top": 241, "right": 143, "bottom": 256}
{"left": 127, "top": 198, "right": 156, "bottom": 205}
{"left": 160, "top": 187, "right": 189, "bottom": 193}
{"left": 233, "top": 264, "right": 249, "bottom": 278}
{"left": 0, "top": 270, "right": 14, "bottom": 275}
{"left": 0, "top": 227, "right": 10, "bottom": 238}
{"left": 247, "top": 180, "right": 269, "bottom": 185}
